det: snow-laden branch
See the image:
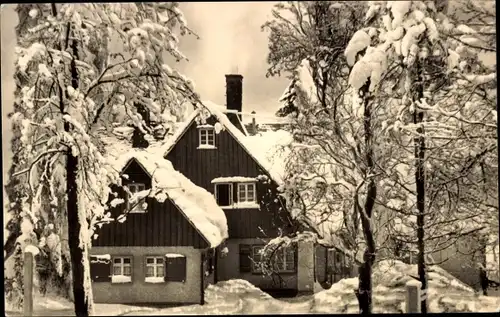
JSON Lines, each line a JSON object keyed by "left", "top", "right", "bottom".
{"left": 12, "top": 148, "right": 65, "bottom": 179}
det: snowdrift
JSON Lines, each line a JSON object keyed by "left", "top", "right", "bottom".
{"left": 7, "top": 269, "right": 499, "bottom": 316}
{"left": 313, "top": 260, "right": 500, "bottom": 313}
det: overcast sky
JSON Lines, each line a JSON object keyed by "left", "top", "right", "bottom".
{"left": 1, "top": 3, "right": 289, "bottom": 185}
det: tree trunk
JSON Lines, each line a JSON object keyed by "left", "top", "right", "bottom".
{"left": 67, "top": 150, "right": 89, "bottom": 316}
{"left": 413, "top": 64, "right": 427, "bottom": 314}
{"left": 355, "top": 81, "right": 377, "bottom": 314}
{"left": 65, "top": 30, "right": 90, "bottom": 316}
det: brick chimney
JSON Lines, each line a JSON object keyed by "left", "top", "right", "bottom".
{"left": 225, "top": 74, "right": 243, "bottom": 124}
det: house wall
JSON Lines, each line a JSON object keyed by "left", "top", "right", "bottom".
{"left": 430, "top": 235, "right": 484, "bottom": 290}
{"left": 314, "top": 244, "right": 357, "bottom": 290}
{"left": 203, "top": 250, "right": 216, "bottom": 289}
{"left": 216, "top": 238, "right": 298, "bottom": 291}
{"left": 166, "top": 116, "right": 295, "bottom": 239}
{"left": 91, "top": 246, "right": 203, "bottom": 304}
{"left": 297, "top": 240, "right": 315, "bottom": 294}
{"left": 315, "top": 245, "right": 328, "bottom": 284}
{"left": 94, "top": 161, "right": 208, "bottom": 249}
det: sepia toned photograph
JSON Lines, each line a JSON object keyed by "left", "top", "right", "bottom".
{"left": 1, "top": 1, "right": 498, "bottom": 316}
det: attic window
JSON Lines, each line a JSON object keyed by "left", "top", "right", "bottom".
{"left": 237, "top": 183, "right": 256, "bottom": 204}
{"left": 127, "top": 183, "right": 147, "bottom": 213}
{"left": 215, "top": 183, "right": 233, "bottom": 207}
{"left": 198, "top": 127, "right": 216, "bottom": 149}
{"left": 213, "top": 180, "right": 259, "bottom": 209}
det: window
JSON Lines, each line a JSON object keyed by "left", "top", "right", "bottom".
{"left": 273, "top": 247, "right": 296, "bottom": 272}
{"left": 127, "top": 183, "right": 146, "bottom": 213}
{"left": 214, "top": 182, "right": 258, "bottom": 208}
{"left": 145, "top": 257, "right": 164, "bottom": 283}
{"left": 165, "top": 254, "right": 187, "bottom": 283}
{"left": 249, "top": 245, "right": 296, "bottom": 273}
{"left": 112, "top": 257, "right": 132, "bottom": 283}
{"left": 237, "top": 183, "right": 256, "bottom": 203}
{"left": 215, "top": 183, "right": 233, "bottom": 207}
{"left": 199, "top": 127, "right": 215, "bottom": 148}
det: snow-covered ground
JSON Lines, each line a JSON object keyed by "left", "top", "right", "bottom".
{"left": 313, "top": 260, "right": 500, "bottom": 314}
{"left": 5, "top": 261, "right": 500, "bottom": 316}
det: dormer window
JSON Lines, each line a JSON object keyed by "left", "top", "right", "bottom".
{"left": 237, "top": 183, "right": 256, "bottom": 204}
{"left": 127, "top": 183, "right": 147, "bottom": 213}
{"left": 198, "top": 126, "right": 216, "bottom": 149}
{"left": 212, "top": 177, "right": 259, "bottom": 209}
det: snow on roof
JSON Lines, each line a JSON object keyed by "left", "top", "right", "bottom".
{"left": 245, "top": 129, "right": 293, "bottom": 181}
{"left": 107, "top": 146, "right": 228, "bottom": 248}
{"left": 163, "top": 100, "right": 292, "bottom": 185}
{"left": 159, "top": 109, "right": 200, "bottom": 155}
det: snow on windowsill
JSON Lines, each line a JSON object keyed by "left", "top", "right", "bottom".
{"left": 111, "top": 275, "right": 132, "bottom": 284}
{"left": 145, "top": 277, "right": 165, "bottom": 284}
{"left": 222, "top": 202, "right": 260, "bottom": 210}
{"left": 197, "top": 145, "right": 217, "bottom": 150}
{"left": 166, "top": 253, "right": 185, "bottom": 258}
{"left": 211, "top": 176, "right": 257, "bottom": 184}
{"left": 197, "top": 124, "right": 214, "bottom": 128}
{"left": 128, "top": 209, "right": 147, "bottom": 214}
{"left": 91, "top": 254, "right": 111, "bottom": 264}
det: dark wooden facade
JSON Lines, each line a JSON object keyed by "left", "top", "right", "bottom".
{"left": 93, "top": 158, "right": 209, "bottom": 249}
{"left": 166, "top": 116, "right": 295, "bottom": 239}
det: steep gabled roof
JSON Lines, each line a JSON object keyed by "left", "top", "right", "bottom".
{"left": 162, "top": 100, "right": 290, "bottom": 185}
{"left": 107, "top": 145, "right": 228, "bottom": 248}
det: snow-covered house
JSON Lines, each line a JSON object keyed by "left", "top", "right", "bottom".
{"left": 161, "top": 74, "right": 319, "bottom": 296}
{"left": 90, "top": 142, "right": 228, "bottom": 305}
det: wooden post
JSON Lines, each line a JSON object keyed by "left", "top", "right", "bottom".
{"left": 200, "top": 251, "right": 205, "bottom": 305}
{"left": 406, "top": 279, "right": 422, "bottom": 313}
{"left": 23, "top": 251, "right": 34, "bottom": 317}
{"left": 213, "top": 248, "right": 218, "bottom": 284}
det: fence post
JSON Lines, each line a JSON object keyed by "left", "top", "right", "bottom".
{"left": 23, "top": 251, "right": 34, "bottom": 317}
{"left": 23, "top": 245, "right": 39, "bottom": 317}
{"left": 405, "top": 279, "right": 422, "bottom": 313}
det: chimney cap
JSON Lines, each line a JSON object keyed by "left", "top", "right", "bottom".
{"left": 225, "top": 74, "right": 243, "bottom": 78}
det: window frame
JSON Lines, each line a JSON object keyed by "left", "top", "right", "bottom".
{"left": 145, "top": 256, "right": 165, "bottom": 278}
{"left": 274, "top": 246, "right": 296, "bottom": 273}
{"left": 250, "top": 245, "right": 296, "bottom": 274}
{"left": 237, "top": 182, "right": 257, "bottom": 204}
{"left": 214, "top": 183, "right": 233, "bottom": 208}
{"left": 198, "top": 127, "right": 216, "bottom": 147}
{"left": 112, "top": 256, "right": 132, "bottom": 280}
{"left": 127, "top": 183, "right": 147, "bottom": 213}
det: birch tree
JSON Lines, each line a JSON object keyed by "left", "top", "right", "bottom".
{"left": 9, "top": 3, "right": 198, "bottom": 316}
